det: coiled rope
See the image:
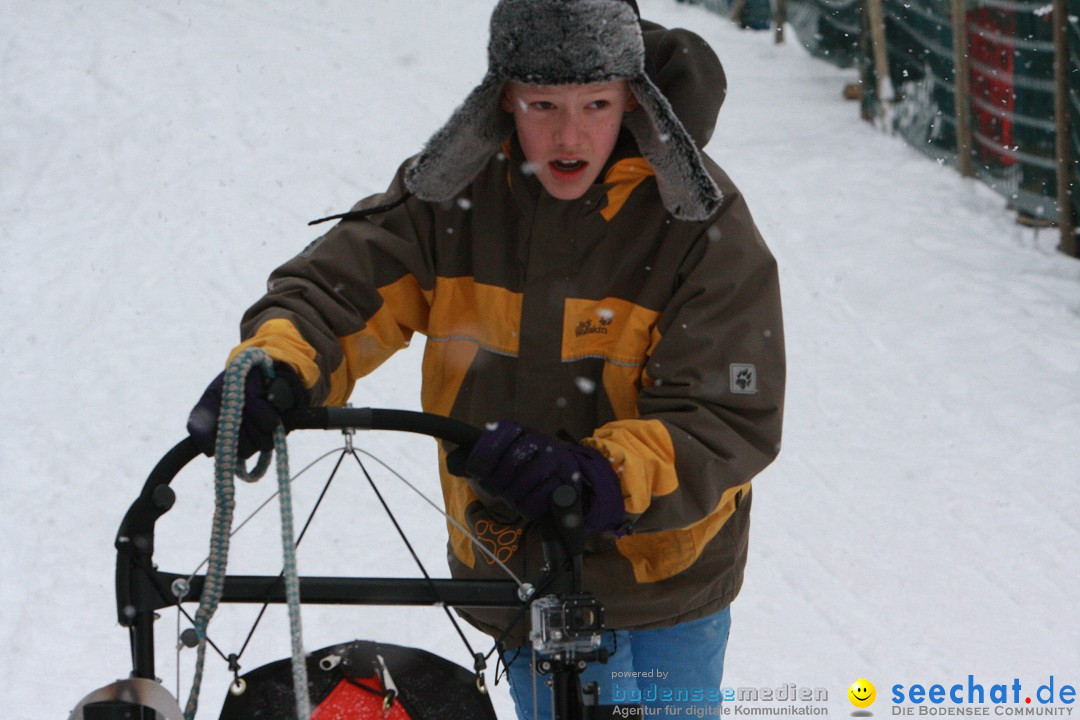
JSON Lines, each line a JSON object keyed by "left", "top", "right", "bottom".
{"left": 183, "top": 348, "right": 310, "bottom": 720}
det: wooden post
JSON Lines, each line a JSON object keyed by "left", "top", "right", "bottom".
{"left": 865, "top": 0, "right": 894, "bottom": 125}
{"left": 775, "top": 0, "right": 787, "bottom": 44}
{"left": 1053, "top": 0, "right": 1077, "bottom": 255}
{"left": 731, "top": 0, "right": 747, "bottom": 26}
{"left": 951, "top": 0, "right": 974, "bottom": 177}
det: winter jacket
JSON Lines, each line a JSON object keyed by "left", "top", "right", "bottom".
{"left": 227, "top": 22, "right": 785, "bottom": 644}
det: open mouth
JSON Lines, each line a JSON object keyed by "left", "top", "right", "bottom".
{"left": 550, "top": 159, "right": 587, "bottom": 174}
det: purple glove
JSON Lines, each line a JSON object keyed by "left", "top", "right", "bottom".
{"left": 187, "top": 361, "right": 307, "bottom": 458}
{"left": 454, "top": 421, "right": 625, "bottom": 533}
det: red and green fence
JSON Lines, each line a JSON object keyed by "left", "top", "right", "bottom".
{"left": 682, "top": 0, "right": 1080, "bottom": 256}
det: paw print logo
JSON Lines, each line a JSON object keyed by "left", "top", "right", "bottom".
{"left": 729, "top": 363, "right": 758, "bottom": 394}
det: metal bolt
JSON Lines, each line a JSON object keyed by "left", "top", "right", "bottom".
{"left": 171, "top": 578, "right": 191, "bottom": 600}
{"left": 517, "top": 583, "right": 536, "bottom": 602}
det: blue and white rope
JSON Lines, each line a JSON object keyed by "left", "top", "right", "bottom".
{"left": 183, "top": 348, "right": 310, "bottom": 720}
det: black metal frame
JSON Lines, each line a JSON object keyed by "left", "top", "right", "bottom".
{"left": 111, "top": 407, "right": 601, "bottom": 719}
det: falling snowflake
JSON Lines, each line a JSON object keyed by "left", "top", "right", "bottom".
{"left": 575, "top": 377, "right": 597, "bottom": 394}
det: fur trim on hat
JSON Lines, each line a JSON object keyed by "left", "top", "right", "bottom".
{"left": 404, "top": 0, "right": 721, "bottom": 222}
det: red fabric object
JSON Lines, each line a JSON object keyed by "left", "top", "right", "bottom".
{"left": 311, "top": 677, "right": 412, "bottom": 720}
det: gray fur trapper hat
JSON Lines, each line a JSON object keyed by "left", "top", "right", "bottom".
{"left": 403, "top": 0, "right": 722, "bottom": 221}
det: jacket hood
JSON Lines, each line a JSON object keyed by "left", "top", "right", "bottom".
{"left": 641, "top": 20, "right": 726, "bottom": 151}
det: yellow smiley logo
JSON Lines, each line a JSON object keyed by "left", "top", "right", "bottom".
{"left": 848, "top": 679, "right": 876, "bottom": 708}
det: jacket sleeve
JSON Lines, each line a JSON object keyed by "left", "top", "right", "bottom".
{"left": 583, "top": 177, "right": 785, "bottom": 535}
{"left": 228, "top": 162, "right": 436, "bottom": 406}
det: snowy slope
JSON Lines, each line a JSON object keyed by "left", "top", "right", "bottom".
{"left": 3, "top": 2, "right": 1079, "bottom": 719}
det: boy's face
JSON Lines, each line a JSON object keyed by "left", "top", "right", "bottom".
{"left": 501, "top": 80, "right": 638, "bottom": 201}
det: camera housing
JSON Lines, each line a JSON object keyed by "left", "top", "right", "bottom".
{"left": 529, "top": 594, "right": 604, "bottom": 659}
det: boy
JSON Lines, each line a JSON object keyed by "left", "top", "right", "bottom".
{"left": 188, "top": 0, "right": 785, "bottom": 717}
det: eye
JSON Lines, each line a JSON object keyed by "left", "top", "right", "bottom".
{"left": 531, "top": 100, "right": 555, "bottom": 111}
{"left": 588, "top": 99, "right": 612, "bottom": 110}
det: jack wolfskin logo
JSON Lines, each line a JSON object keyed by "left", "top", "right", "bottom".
{"left": 474, "top": 519, "right": 522, "bottom": 564}
{"left": 575, "top": 316, "right": 612, "bottom": 337}
{"left": 730, "top": 363, "right": 758, "bottom": 394}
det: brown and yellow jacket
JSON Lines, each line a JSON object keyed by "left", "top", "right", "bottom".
{"left": 227, "top": 23, "right": 784, "bottom": 643}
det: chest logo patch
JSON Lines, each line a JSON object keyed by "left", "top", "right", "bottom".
{"left": 562, "top": 298, "right": 659, "bottom": 366}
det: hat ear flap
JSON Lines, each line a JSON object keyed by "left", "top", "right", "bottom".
{"left": 624, "top": 77, "right": 722, "bottom": 222}
{"left": 405, "top": 76, "right": 515, "bottom": 201}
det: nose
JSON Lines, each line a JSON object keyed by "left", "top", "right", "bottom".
{"left": 552, "top": 108, "right": 584, "bottom": 148}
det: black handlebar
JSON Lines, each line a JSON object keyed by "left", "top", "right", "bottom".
{"left": 117, "top": 408, "right": 482, "bottom": 545}
{"left": 115, "top": 407, "right": 502, "bottom": 680}
{"left": 281, "top": 407, "right": 483, "bottom": 447}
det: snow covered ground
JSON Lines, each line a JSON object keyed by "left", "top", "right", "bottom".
{"left": 3, "top": 1, "right": 1080, "bottom": 718}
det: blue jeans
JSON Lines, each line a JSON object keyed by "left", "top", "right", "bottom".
{"left": 503, "top": 606, "right": 731, "bottom": 720}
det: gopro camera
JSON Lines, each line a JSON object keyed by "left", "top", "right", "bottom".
{"left": 529, "top": 594, "right": 604, "bottom": 659}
